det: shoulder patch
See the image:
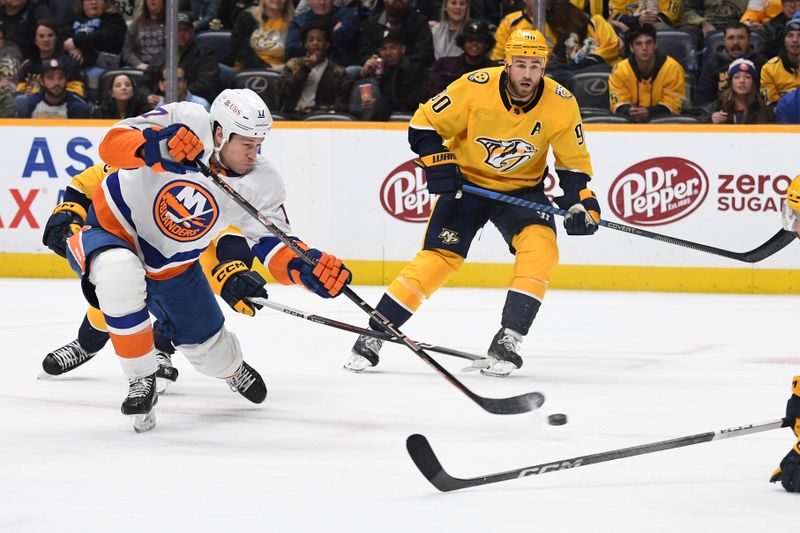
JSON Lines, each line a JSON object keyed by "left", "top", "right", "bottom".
{"left": 555, "top": 85, "right": 573, "bottom": 100}
{"left": 468, "top": 71, "right": 490, "bottom": 84}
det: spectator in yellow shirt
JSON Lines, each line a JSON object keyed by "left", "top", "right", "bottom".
{"left": 609, "top": 24, "right": 686, "bottom": 121}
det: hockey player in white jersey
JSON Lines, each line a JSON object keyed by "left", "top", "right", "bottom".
{"left": 65, "top": 89, "right": 352, "bottom": 431}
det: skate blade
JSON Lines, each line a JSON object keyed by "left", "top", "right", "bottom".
{"left": 156, "top": 377, "right": 170, "bottom": 394}
{"left": 131, "top": 411, "right": 156, "bottom": 433}
{"left": 480, "top": 360, "right": 515, "bottom": 378}
{"left": 461, "top": 358, "right": 492, "bottom": 373}
{"left": 342, "top": 353, "right": 373, "bottom": 373}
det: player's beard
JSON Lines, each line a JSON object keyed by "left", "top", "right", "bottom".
{"left": 507, "top": 75, "right": 537, "bottom": 101}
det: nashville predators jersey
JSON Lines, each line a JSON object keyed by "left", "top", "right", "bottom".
{"left": 760, "top": 54, "right": 800, "bottom": 104}
{"left": 410, "top": 66, "right": 593, "bottom": 193}
{"left": 67, "top": 163, "right": 117, "bottom": 200}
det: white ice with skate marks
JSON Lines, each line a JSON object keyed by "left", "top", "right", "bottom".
{"left": 1, "top": 279, "right": 798, "bottom": 532}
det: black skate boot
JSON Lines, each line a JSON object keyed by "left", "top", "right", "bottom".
{"left": 121, "top": 373, "right": 158, "bottom": 433}
{"left": 41, "top": 339, "right": 97, "bottom": 376}
{"left": 344, "top": 334, "right": 383, "bottom": 372}
{"left": 155, "top": 351, "right": 179, "bottom": 393}
{"left": 225, "top": 362, "right": 267, "bottom": 404}
{"left": 482, "top": 327, "right": 523, "bottom": 377}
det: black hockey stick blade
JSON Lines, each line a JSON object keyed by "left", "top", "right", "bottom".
{"left": 462, "top": 184, "right": 797, "bottom": 264}
{"left": 407, "top": 418, "right": 790, "bottom": 492}
{"left": 197, "top": 161, "right": 543, "bottom": 416}
{"left": 472, "top": 391, "right": 545, "bottom": 415}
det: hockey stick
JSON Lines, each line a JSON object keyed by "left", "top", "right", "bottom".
{"left": 249, "top": 297, "right": 485, "bottom": 362}
{"left": 406, "top": 417, "right": 791, "bottom": 492}
{"left": 196, "top": 160, "right": 543, "bottom": 415}
{"left": 462, "top": 184, "right": 796, "bottom": 264}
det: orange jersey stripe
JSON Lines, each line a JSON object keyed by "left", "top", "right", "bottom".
{"left": 109, "top": 327, "right": 154, "bottom": 359}
{"left": 145, "top": 261, "right": 195, "bottom": 280}
{"left": 99, "top": 128, "right": 147, "bottom": 169}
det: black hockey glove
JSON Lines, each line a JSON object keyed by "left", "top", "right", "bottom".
{"left": 417, "top": 151, "right": 463, "bottom": 198}
{"left": 42, "top": 202, "right": 87, "bottom": 257}
{"left": 210, "top": 260, "right": 268, "bottom": 316}
{"left": 554, "top": 188, "right": 601, "bottom": 235}
{"left": 770, "top": 444, "right": 800, "bottom": 492}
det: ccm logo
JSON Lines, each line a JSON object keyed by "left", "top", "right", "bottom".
{"left": 518, "top": 459, "right": 584, "bottom": 477}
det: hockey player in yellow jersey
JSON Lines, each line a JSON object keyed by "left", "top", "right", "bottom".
{"left": 345, "top": 29, "right": 601, "bottom": 377}
{"left": 771, "top": 178, "right": 800, "bottom": 492}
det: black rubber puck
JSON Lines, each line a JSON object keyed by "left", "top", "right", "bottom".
{"left": 547, "top": 413, "right": 568, "bottom": 426}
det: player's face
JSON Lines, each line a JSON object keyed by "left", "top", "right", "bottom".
{"left": 630, "top": 34, "right": 656, "bottom": 64}
{"left": 463, "top": 36, "right": 488, "bottom": 59}
{"left": 724, "top": 28, "right": 749, "bottom": 58}
{"left": 219, "top": 133, "right": 264, "bottom": 174}
{"left": 506, "top": 56, "right": 544, "bottom": 99}
{"left": 730, "top": 71, "right": 753, "bottom": 95}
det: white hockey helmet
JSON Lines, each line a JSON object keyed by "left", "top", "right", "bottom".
{"left": 210, "top": 88, "right": 272, "bottom": 152}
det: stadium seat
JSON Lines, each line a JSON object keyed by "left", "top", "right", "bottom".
{"left": 303, "top": 111, "right": 355, "bottom": 121}
{"left": 232, "top": 70, "right": 280, "bottom": 111}
{"left": 582, "top": 115, "right": 629, "bottom": 123}
{"left": 389, "top": 112, "right": 413, "bottom": 122}
{"left": 683, "top": 73, "right": 697, "bottom": 113}
{"left": 270, "top": 113, "right": 288, "bottom": 121}
{"left": 195, "top": 30, "right": 233, "bottom": 64}
{"left": 98, "top": 69, "right": 147, "bottom": 102}
{"left": 657, "top": 30, "right": 698, "bottom": 73}
{"left": 569, "top": 72, "right": 612, "bottom": 116}
{"left": 650, "top": 115, "right": 700, "bottom": 123}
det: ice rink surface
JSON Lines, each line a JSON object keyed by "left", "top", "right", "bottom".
{"left": 1, "top": 279, "right": 798, "bottom": 532}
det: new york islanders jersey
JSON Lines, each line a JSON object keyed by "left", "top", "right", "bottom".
{"left": 95, "top": 101, "right": 291, "bottom": 280}
{"left": 410, "top": 66, "right": 593, "bottom": 192}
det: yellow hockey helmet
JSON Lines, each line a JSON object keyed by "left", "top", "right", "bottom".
{"left": 788, "top": 176, "right": 800, "bottom": 211}
{"left": 504, "top": 29, "right": 550, "bottom": 66}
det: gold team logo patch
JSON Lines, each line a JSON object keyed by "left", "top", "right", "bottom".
{"left": 467, "top": 71, "right": 489, "bottom": 84}
{"left": 555, "top": 85, "right": 573, "bottom": 100}
{"left": 475, "top": 137, "right": 537, "bottom": 172}
{"left": 438, "top": 228, "right": 460, "bottom": 245}
{"left": 153, "top": 180, "right": 219, "bottom": 242}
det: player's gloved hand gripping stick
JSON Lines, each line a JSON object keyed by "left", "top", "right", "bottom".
{"left": 195, "top": 159, "right": 544, "bottom": 415}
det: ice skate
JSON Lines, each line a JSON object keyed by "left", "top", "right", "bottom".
{"left": 155, "top": 351, "right": 179, "bottom": 393}
{"left": 121, "top": 373, "right": 158, "bottom": 433}
{"left": 344, "top": 334, "right": 382, "bottom": 372}
{"left": 482, "top": 328, "right": 523, "bottom": 377}
{"left": 40, "top": 339, "right": 97, "bottom": 378}
{"left": 225, "top": 362, "right": 267, "bottom": 404}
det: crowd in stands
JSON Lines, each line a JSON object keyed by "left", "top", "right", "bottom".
{"left": 2, "top": 0, "right": 800, "bottom": 122}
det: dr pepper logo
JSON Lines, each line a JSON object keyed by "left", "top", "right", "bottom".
{"left": 609, "top": 157, "right": 709, "bottom": 226}
{"left": 380, "top": 160, "right": 433, "bottom": 223}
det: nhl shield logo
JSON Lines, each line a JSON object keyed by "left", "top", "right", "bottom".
{"left": 475, "top": 137, "right": 536, "bottom": 172}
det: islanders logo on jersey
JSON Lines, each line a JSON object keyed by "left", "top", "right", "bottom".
{"left": 153, "top": 181, "right": 219, "bottom": 242}
{"left": 475, "top": 137, "right": 537, "bottom": 172}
